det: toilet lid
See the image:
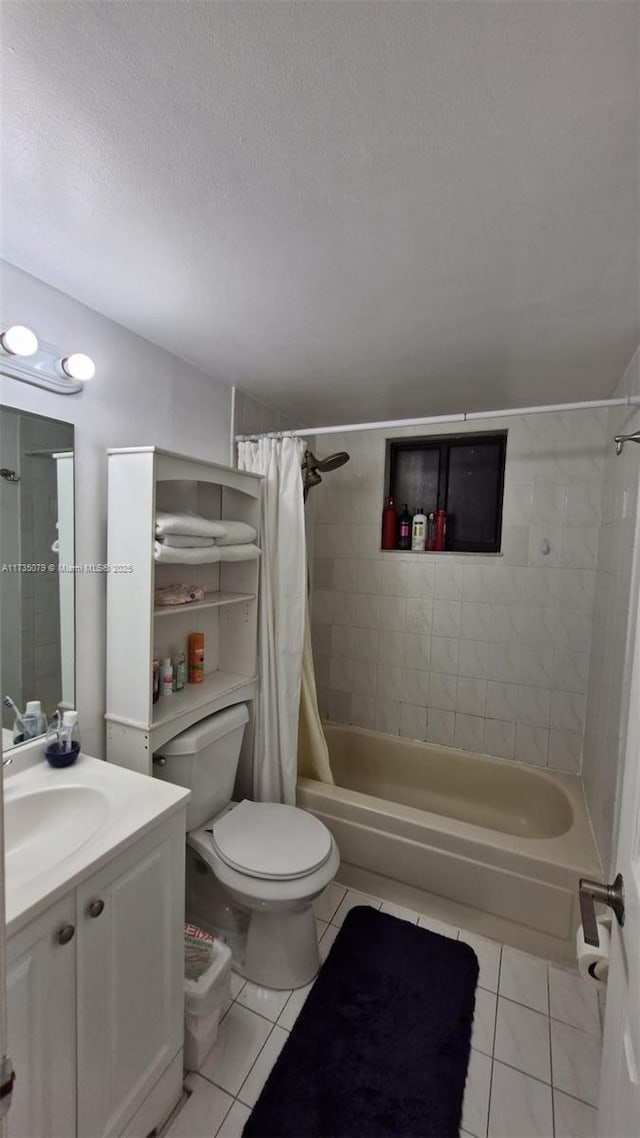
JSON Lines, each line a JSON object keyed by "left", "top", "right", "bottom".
{"left": 211, "top": 800, "right": 333, "bottom": 880}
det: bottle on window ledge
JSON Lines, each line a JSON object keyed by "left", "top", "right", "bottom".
{"left": 411, "top": 507, "right": 427, "bottom": 552}
{"left": 435, "top": 509, "right": 447, "bottom": 551}
{"left": 426, "top": 512, "right": 436, "bottom": 551}
{"left": 397, "top": 504, "right": 412, "bottom": 550}
{"left": 381, "top": 495, "right": 396, "bottom": 549}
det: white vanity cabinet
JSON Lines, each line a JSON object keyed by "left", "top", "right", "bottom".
{"left": 6, "top": 812, "right": 185, "bottom": 1138}
{"left": 105, "top": 447, "right": 262, "bottom": 778}
{"left": 6, "top": 894, "right": 77, "bottom": 1138}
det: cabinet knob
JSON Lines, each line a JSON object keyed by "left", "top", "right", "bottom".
{"left": 88, "top": 899, "right": 105, "bottom": 918}
{"left": 57, "top": 924, "right": 75, "bottom": 945}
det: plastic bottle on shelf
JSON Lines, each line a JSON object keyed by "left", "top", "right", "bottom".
{"left": 152, "top": 649, "right": 160, "bottom": 704}
{"left": 426, "top": 512, "right": 436, "bottom": 551}
{"left": 435, "top": 509, "right": 447, "bottom": 551}
{"left": 411, "top": 507, "right": 427, "bottom": 552}
{"left": 188, "top": 633, "right": 205, "bottom": 684}
{"left": 161, "top": 658, "right": 174, "bottom": 696}
{"left": 381, "top": 496, "right": 396, "bottom": 550}
{"left": 397, "top": 504, "right": 412, "bottom": 550}
{"left": 172, "top": 649, "right": 186, "bottom": 692}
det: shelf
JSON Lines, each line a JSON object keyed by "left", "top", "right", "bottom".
{"left": 154, "top": 591, "right": 256, "bottom": 618}
{"left": 151, "top": 670, "right": 256, "bottom": 731}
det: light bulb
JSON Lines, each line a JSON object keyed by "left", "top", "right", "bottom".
{"left": 0, "top": 325, "right": 39, "bottom": 357}
{"left": 60, "top": 352, "right": 95, "bottom": 381}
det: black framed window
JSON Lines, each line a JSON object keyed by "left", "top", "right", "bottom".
{"left": 387, "top": 432, "right": 507, "bottom": 552}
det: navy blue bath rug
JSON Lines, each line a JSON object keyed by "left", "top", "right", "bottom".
{"left": 243, "top": 905, "right": 479, "bottom": 1138}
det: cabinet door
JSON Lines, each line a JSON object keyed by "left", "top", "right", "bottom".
{"left": 76, "top": 820, "right": 185, "bottom": 1138}
{"left": 6, "top": 895, "right": 76, "bottom": 1138}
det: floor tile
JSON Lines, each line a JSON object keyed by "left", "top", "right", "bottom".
{"left": 494, "top": 997, "right": 551, "bottom": 1084}
{"left": 236, "top": 981, "right": 291, "bottom": 1022}
{"left": 471, "top": 987, "right": 497, "bottom": 1057}
{"left": 199, "top": 1003, "right": 272, "bottom": 1096}
{"left": 416, "top": 913, "right": 459, "bottom": 939}
{"left": 165, "top": 1072, "right": 233, "bottom": 1138}
{"left": 553, "top": 1089, "right": 598, "bottom": 1137}
{"left": 237, "top": 1025, "right": 289, "bottom": 1107}
{"left": 229, "top": 972, "right": 246, "bottom": 1001}
{"left": 331, "top": 888, "right": 382, "bottom": 927}
{"left": 312, "top": 881, "right": 346, "bottom": 923}
{"left": 278, "top": 980, "right": 314, "bottom": 1030}
{"left": 488, "top": 1060, "right": 554, "bottom": 1138}
{"left": 499, "top": 947, "right": 549, "bottom": 1014}
{"left": 548, "top": 966, "right": 601, "bottom": 1036}
{"left": 380, "top": 900, "right": 420, "bottom": 923}
{"left": 315, "top": 917, "right": 328, "bottom": 940}
{"left": 550, "top": 1021, "right": 602, "bottom": 1107}
{"left": 215, "top": 1099, "right": 251, "bottom": 1138}
{"left": 319, "top": 921, "right": 340, "bottom": 962}
{"left": 461, "top": 1047, "right": 492, "bottom": 1138}
{"left": 458, "top": 929, "right": 502, "bottom": 992}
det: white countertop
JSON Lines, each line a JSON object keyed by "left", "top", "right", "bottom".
{"left": 4, "top": 747, "right": 190, "bottom": 936}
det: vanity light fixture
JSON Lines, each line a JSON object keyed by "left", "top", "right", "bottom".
{"left": 0, "top": 322, "right": 95, "bottom": 394}
{"left": 59, "top": 352, "right": 96, "bottom": 382}
{"left": 0, "top": 324, "right": 39, "bottom": 357}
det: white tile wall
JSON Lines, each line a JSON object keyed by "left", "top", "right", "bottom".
{"left": 312, "top": 409, "right": 609, "bottom": 772}
{"left": 583, "top": 346, "right": 640, "bottom": 869}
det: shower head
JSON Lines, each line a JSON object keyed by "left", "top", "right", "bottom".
{"left": 302, "top": 449, "right": 350, "bottom": 500}
{"left": 312, "top": 451, "right": 351, "bottom": 472}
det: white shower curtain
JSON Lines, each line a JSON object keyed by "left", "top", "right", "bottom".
{"left": 238, "top": 436, "right": 307, "bottom": 804}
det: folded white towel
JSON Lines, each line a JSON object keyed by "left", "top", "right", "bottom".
{"left": 215, "top": 521, "right": 257, "bottom": 546}
{"left": 157, "top": 534, "right": 216, "bottom": 549}
{"left": 154, "top": 542, "right": 222, "bottom": 565}
{"left": 219, "top": 543, "right": 261, "bottom": 562}
{"left": 155, "top": 510, "right": 225, "bottom": 539}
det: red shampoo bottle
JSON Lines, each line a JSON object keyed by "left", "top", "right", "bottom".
{"left": 435, "top": 509, "right": 447, "bottom": 551}
{"left": 381, "top": 496, "right": 396, "bottom": 550}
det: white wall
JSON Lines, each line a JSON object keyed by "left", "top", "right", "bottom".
{"left": 1, "top": 261, "right": 233, "bottom": 757}
{"left": 310, "top": 409, "right": 608, "bottom": 773}
{"left": 583, "top": 347, "right": 640, "bottom": 871}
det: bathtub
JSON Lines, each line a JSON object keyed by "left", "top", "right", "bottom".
{"left": 297, "top": 725, "right": 602, "bottom": 961}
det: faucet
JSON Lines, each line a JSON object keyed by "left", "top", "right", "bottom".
{"left": 2, "top": 755, "right": 12, "bottom": 767}
{"left": 614, "top": 430, "right": 640, "bottom": 456}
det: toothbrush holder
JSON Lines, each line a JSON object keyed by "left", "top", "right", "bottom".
{"left": 45, "top": 740, "right": 80, "bottom": 768}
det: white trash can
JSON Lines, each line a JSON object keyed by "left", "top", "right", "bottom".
{"left": 183, "top": 925, "right": 232, "bottom": 1070}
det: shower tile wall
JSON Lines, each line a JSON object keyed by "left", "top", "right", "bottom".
{"left": 310, "top": 410, "right": 608, "bottom": 774}
{"left": 583, "top": 348, "right": 640, "bottom": 869}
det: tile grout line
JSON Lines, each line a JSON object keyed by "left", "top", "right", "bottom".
{"left": 547, "top": 961, "right": 556, "bottom": 1138}
{"left": 485, "top": 943, "right": 503, "bottom": 1138}
{"left": 235, "top": 1019, "right": 279, "bottom": 1108}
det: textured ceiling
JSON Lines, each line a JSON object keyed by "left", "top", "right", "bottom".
{"left": 1, "top": 0, "right": 638, "bottom": 427}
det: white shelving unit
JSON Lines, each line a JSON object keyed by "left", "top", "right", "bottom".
{"left": 105, "top": 447, "right": 262, "bottom": 774}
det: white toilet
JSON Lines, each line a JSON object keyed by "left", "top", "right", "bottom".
{"left": 154, "top": 704, "right": 340, "bottom": 989}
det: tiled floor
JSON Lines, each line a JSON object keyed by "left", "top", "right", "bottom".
{"left": 165, "top": 884, "right": 601, "bottom": 1138}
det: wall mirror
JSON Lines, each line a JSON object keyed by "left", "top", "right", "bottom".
{"left": 0, "top": 406, "right": 75, "bottom": 751}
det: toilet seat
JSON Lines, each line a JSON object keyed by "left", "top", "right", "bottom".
{"left": 210, "top": 800, "right": 333, "bottom": 880}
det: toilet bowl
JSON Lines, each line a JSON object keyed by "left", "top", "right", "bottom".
{"left": 154, "top": 705, "right": 340, "bottom": 989}
{"left": 189, "top": 801, "right": 340, "bottom": 988}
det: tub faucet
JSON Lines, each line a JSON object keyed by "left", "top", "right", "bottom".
{"left": 614, "top": 430, "right": 640, "bottom": 455}
{"left": 2, "top": 755, "right": 12, "bottom": 767}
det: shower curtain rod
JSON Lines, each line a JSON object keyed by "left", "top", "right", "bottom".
{"left": 235, "top": 395, "right": 640, "bottom": 441}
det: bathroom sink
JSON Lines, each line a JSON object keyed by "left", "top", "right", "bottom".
{"left": 4, "top": 785, "right": 110, "bottom": 886}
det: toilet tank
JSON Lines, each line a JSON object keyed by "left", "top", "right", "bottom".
{"left": 154, "top": 703, "right": 249, "bottom": 831}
